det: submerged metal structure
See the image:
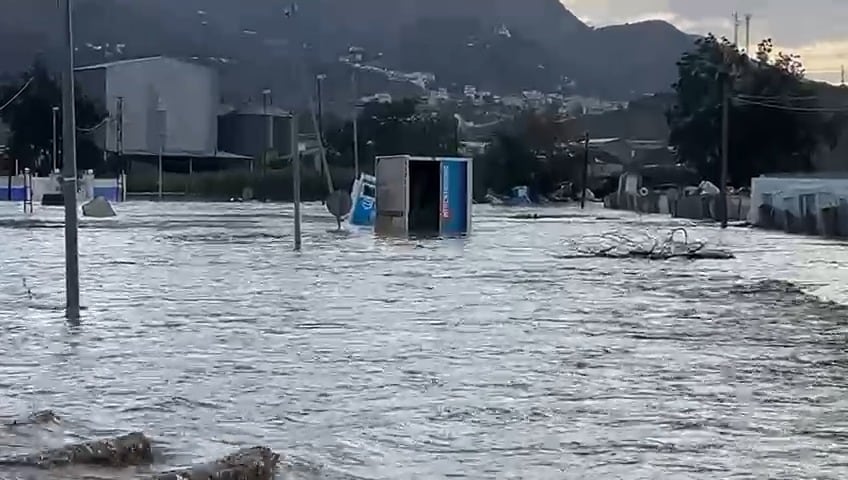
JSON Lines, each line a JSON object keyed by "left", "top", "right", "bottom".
{"left": 374, "top": 155, "right": 472, "bottom": 237}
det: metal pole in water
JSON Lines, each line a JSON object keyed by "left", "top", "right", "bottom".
{"left": 316, "top": 74, "right": 325, "bottom": 178}
{"left": 720, "top": 74, "right": 730, "bottom": 229}
{"left": 52, "top": 106, "right": 59, "bottom": 172}
{"left": 291, "top": 114, "right": 302, "bottom": 251}
{"left": 158, "top": 143, "right": 163, "bottom": 200}
{"left": 351, "top": 70, "right": 360, "bottom": 179}
{"left": 263, "top": 89, "right": 273, "bottom": 174}
{"left": 580, "top": 131, "right": 589, "bottom": 209}
{"left": 60, "top": 0, "right": 80, "bottom": 320}
{"left": 157, "top": 104, "right": 166, "bottom": 201}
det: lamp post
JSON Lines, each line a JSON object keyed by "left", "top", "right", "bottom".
{"left": 316, "top": 74, "right": 326, "bottom": 179}
{"left": 60, "top": 0, "right": 80, "bottom": 320}
{"left": 316, "top": 74, "right": 326, "bottom": 140}
{"left": 263, "top": 88, "right": 272, "bottom": 174}
{"left": 156, "top": 103, "right": 166, "bottom": 200}
{"left": 290, "top": 113, "right": 301, "bottom": 251}
{"left": 52, "top": 106, "right": 59, "bottom": 172}
{"left": 719, "top": 70, "right": 730, "bottom": 229}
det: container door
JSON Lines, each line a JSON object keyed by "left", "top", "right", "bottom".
{"left": 375, "top": 156, "right": 409, "bottom": 235}
{"left": 439, "top": 158, "right": 469, "bottom": 235}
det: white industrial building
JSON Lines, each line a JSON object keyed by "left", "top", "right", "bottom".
{"left": 75, "top": 56, "right": 223, "bottom": 158}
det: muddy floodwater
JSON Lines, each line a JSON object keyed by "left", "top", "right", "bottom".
{"left": 1, "top": 202, "right": 848, "bottom": 479}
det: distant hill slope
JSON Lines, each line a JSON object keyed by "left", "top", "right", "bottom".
{"left": 0, "top": 0, "right": 697, "bottom": 102}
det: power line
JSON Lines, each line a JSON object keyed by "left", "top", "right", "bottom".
{"left": 733, "top": 96, "right": 848, "bottom": 112}
{"left": 76, "top": 116, "right": 109, "bottom": 133}
{"left": 0, "top": 77, "right": 34, "bottom": 113}
{"left": 735, "top": 93, "right": 819, "bottom": 101}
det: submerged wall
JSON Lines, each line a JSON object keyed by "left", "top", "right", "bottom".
{"left": 605, "top": 191, "right": 750, "bottom": 222}
{"left": 750, "top": 175, "right": 848, "bottom": 236}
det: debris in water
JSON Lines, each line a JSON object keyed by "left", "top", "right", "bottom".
{"left": 510, "top": 213, "right": 579, "bottom": 220}
{"left": 153, "top": 446, "right": 280, "bottom": 480}
{"left": 731, "top": 279, "right": 805, "bottom": 295}
{"left": 5, "top": 409, "right": 60, "bottom": 427}
{"left": 557, "top": 228, "right": 735, "bottom": 260}
{"left": 0, "top": 431, "right": 153, "bottom": 468}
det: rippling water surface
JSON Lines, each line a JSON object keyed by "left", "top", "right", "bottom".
{"left": 1, "top": 201, "right": 848, "bottom": 479}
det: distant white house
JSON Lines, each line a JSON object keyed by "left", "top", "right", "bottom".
{"left": 361, "top": 93, "right": 393, "bottom": 104}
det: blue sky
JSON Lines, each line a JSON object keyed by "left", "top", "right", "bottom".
{"left": 562, "top": 0, "right": 848, "bottom": 83}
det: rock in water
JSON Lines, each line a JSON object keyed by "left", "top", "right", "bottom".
{"left": 81, "top": 196, "right": 117, "bottom": 218}
{"left": 0, "top": 432, "right": 153, "bottom": 468}
{"left": 154, "top": 446, "right": 280, "bottom": 480}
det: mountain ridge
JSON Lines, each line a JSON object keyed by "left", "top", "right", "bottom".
{"left": 0, "top": 0, "right": 697, "bottom": 102}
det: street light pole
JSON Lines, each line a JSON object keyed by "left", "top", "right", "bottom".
{"left": 60, "top": 0, "right": 80, "bottom": 321}
{"left": 263, "top": 88, "right": 273, "bottom": 174}
{"left": 581, "top": 131, "right": 590, "bottom": 209}
{"left": 291, "top": 114, "right": 301, "bottom": 251}
{"left": 316, "top": 74, "right": 325, "bottom": 141}
{"left": 52, "top": 106, "right": 59, "bottom": 172}
{"left": 719, "top": 73, "right": 730, "bottom": 229}
{"left": 351, "top": 69, "right": 360, "bottom": 179}
{"left": 157, "top": 104, "right": 166, "bottom": 200}
{"left": 316, "top": 74, "right": 326, "bottom": 179}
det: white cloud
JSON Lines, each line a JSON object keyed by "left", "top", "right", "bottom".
{"left": 560, "top": 0, "right": 845, "bottom": 83}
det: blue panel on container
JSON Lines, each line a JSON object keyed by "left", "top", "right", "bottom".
{"left": 440, "top": 159, "right": 468, "bottom": 235}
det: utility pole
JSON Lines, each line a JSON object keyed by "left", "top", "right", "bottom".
{"left": 744, "top": 14, "right": 752, "bottom": 54}
{"left": 720, "top": 72, "right": 730, "bottom": 229}
{"left": 60, "top": 0, "right": 80, "bottom": 321}
{"left": 351, "top": 69, "right": 360, "bottom": 179}
{"left": 263, "top": 88, "right": 273, "bottom": 173}
{"left": 290, "top": 113, "right": 301, "bottom": 251}
{"left": 732, "top": 12, "right": 740, "bottom": 47}
{"left": 157, "top": 104, "right": 166, "bottom": 200}
{"left": 52, "top": 106, "right": 59, "bottom": 172}
{"left": 454, "top": 115, "right": 461, "bottom": 155}
{"left": 316, "top": 74, "right": 326, "bottom": 178}
{"left": 116, "top": 96, "right": 123, "bottom": 170}
{"left": 580, "top": 131, "right": 589, "bottom": 209}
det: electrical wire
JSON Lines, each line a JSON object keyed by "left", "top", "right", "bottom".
{"left": 0, "top": 77, "right": 34, "bottom": 113}
{"left": 735, "top": 93, "right": 819, "bottom": 101}
{"left": 0, "top": 76, "right": 111, "bottom": 132}
{"left": 733, "top": 96, "right": 848, "bottom": 113}
{"left": 76, "top": 116, "right": 109, "bottom": 133}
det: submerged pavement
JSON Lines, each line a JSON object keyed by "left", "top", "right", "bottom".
{"left": 0, "top": 201, "right": 847, "bottom": 479}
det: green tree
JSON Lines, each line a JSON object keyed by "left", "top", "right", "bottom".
{"left": 667, "top": 34, "right": 843, "bottom": 186}
{"left": 0, "top": 59, "right": 105, "bottom": 174}
{"left": 324, "top": 99, "right": 457, "bottom": 172}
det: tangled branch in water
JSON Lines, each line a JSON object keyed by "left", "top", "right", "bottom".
{"left": 559, "top": 228, "right": 734, "bottom": 260}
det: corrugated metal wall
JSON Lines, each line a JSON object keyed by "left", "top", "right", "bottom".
{"left": 99, "top": 58, "right": 218, "bottom": 155}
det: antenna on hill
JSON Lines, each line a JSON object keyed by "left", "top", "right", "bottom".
{"left": 842, "top": 65, "right": 846, "bottom": 86}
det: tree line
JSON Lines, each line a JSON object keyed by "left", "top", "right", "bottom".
{"left": 2, "top": 36, "right": 844, "bottom": 198}
{"left": 667, "top": 35, "right": 846, "bottom": 186}
{"left": 0, "top": 60, "right": 105, "bottom": 175}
